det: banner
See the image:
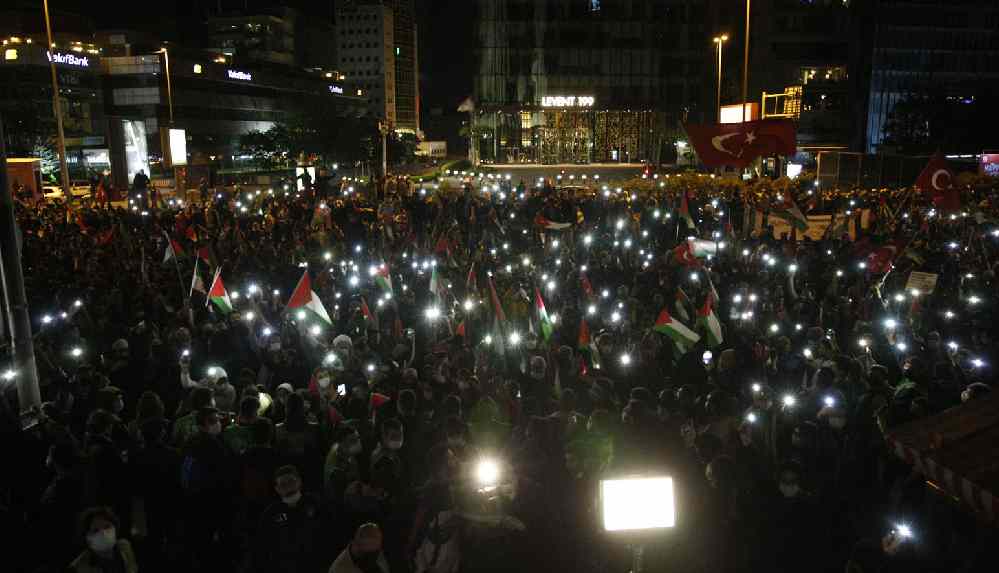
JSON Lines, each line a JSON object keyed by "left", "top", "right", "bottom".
{"left": 759, "top": 212, "right": 855, "bottom": 241}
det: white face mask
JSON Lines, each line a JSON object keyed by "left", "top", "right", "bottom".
{"left": 281, "top": 491, "right": 302, "bottom": 506}
{"left": 317, "top": 377, "right": 331, "bottom": 389}
{"left": 779, "top": 484, "right": 801, "bottom": 498}
{"left": 87, "top": 527, "right": 117, "bottom": 553}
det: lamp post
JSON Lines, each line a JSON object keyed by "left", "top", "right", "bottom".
{"left": 42, "top": 0, "right": 71, "bottom": 199}
{"left": 713, "top": 35, "right": 728, "bottom": 123}
{"left": 742, "top": 0, "right": 751, "bottom": 123}
{"left": 159, "top": 47, "right": 173, "bottom": 124}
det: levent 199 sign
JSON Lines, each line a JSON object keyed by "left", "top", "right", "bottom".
{"left": 542, "top": 96, "right": 595, "bottom": 108}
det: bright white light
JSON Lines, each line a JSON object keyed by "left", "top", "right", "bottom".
{"left": 944, "top": 310, "right": 955, "bottom": 319}
{"left": 483, "top": 335, "right": 493, "bottom": 345}
{"left": 611, "top": 311, "right": 621, "bottom": 323}
{"left": 782, "top": 394, "right": 796, "bottom": 407}
{"left": 733, "top": 294, "right": 743, "bottom": 304}
{"left": 310, "top": 325, "right": 321, "bottom": 336}
{"left": 894, "top": 294, "right": 905, "bottom": 302}
{"left": 789, "top": 264, "right": 798, "bottom": 273}
{"left": 588, "top": 304, "right": 597, "bottom": 315}
{"left": 836, "top": 270, "right": 844, "bottom": 277}
{"left": 425, "top": 307, "right": 441, "bottom": 321}
{"left": 547, "top": 280, "right": 557, "bottom": 290}
{"left": 824, "top": 396, "right": 836, "bottom": 408}
{"left": 896, "top": 524, "right": 913, "bottom": 538}
{"left": 509, "top": 331, "right": 521, "bottom": 346}
{"left": 476, "top": 459, "right": 501, "bottom": 487}
{"left": 70, "top": 347, "right": 83, "bottom": 358}
{"left": 619, "top": 353, "right": 632, "bottom": 366}
{"left": 884, "top": 318, "right": 897, "bottom": 330}
{"left": 463, "top": 299, "right": 474, "bottom": 311}
{"left": 751, "top": 383, "right": 762, "bottom": 393}
{"left": 689, "top": 272, "right": 699, "bottom": 282}
{"left": 803, "top": 348, "right": 813, "bottom": 359}
{"left": 896, "top": 342, "right": 907, "bottom": 351}
{"left": 244, "top": 311, "right": 255, "bottom": 322}
{"left": 42, "top": 315, "right": 52, "bottom": 324}
{"left": 746, "top": 412, "right": 758, "bottom": 423}
{"left": 601, "top": 477, "right": 675, "bottom": 531}
{"left": 74, "top": 300, "right": 83, "bottom": 308}
{"left": 769, "top": 323, "right": 779, "bottom": 333}
{"left": 749, "top": 294, "right": 758, "bottom": 302}
{"left": 583, "top": 234, "right": 593, "bottom": 245}
{"left": 858, "top": 262, "right": 866, "bottom": 269}
{"left": 263, "top": 327, "right": 273, "bottom": 337}
{"left": 349, "top": 275, "right": 360, "bottom": 287}
{"left": 947, "top": 341, "right": 959, "bottom": 351}
{"left": 324, "top": 252, "right": 333, "bottom": 261}
{"left": 972, "top": 358, "right": 985, "bottom": 368}
{"left": 858, "top": 338, "right": 869, "bottom": 348}
{"left": 969, "top": 295, "right": 981, "bottom": 305}
{"left": 522, "top": 257, "right": 531, "bottom": 267}
{"left": 1, "top": 369, "right": 15, "bottom": 381}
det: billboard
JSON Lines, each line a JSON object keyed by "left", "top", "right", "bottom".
{"left": 979, "top": 153, "right": 999, "bottom": 176}
{"left": 168, "top": 128, "right": 187, "bottom": 166}
{"left": 719, "top": 103, "right": 760, "bottom": 124}
{"left": 122, "top": 119, "right": 150, "bottom": 185}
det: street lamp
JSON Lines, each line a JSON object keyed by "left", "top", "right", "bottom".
{"left": 713, "top": 35, "right": 729, "bottom": 123}
{"left": 42, "top": 0, "right": 70, "bottom": 199}
{"left": 742, "top": 0, "right": 751, "bottom": 123}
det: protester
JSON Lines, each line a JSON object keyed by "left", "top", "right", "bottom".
{"left": 3, "top": 171, "right": 999, "bottom": 573}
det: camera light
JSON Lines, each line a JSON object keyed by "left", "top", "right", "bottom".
{"left": 803, "top": 348, "right": 813, "bottom": 359}
{"left": 263, "top": 327, "right": 273, "bottom": 337}
{"left": 620, "top": 353, "right": 631, "bottom": 366}
{"left": 782, "top": 394, "right": 796, "bottom": 408}
{"left": 476, "top": 458, "right": 501, "bottom": 487}
{"left": 296, "top": 310, "right": 307, "bottom": 321}
{"left": 425, "top": 307, "right": 441, "bottom": 321}
{"left": 587, "top": 305, "right": 597, "bottom": 315}
{"left": 751, "top": 383, "right": 761, "bottom": 393}
{"left": 746, "top": 412, "right": 758, "bottom": 423}
{"left": 310, "top": 325, "right": 321, "bottom": 336}
{"left": 509, "top": 332, "right": 521, "bottom": 346}
{"left": 824, "top": 396, "right": 836, "bottom": 408}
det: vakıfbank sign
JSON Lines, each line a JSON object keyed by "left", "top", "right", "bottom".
{"left": 47, "top": 51, "right": 90, "bottom": 67}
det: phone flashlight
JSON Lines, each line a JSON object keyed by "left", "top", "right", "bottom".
{"left": 337, "top": 384, "right": 346, "bottom": 397}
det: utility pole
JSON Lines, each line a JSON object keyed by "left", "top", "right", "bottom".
{"left": 0, "top": 116, "right": 42, "bottom": 429}
{"left": 43, "top": 0, "right": 71, "bottom": 199}
{"left": 742, "top": 0, "right": 751, "bottom": 123}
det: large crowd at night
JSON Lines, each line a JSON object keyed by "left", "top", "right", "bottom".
{"left": 2, "top": 171, "right": 998, "bottom": 573}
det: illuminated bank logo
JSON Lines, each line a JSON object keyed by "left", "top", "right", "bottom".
{"left": 47, "top": 51, "right": 89, "bottom": 67}
{"left": 329, "top": 84, "right": 344, "bottom": 94}
{"left": 227, "top": 69, "right": 252, "bottom": 81}
{"left": 542, "top": 96, "right": 595, "bottom": 108}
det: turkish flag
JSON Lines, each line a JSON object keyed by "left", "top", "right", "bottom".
{"left": 683, "top": 119, "right": 797, "bottom": 168}
{"left": 915, "top": 153, "right": 960, "bottom": 211}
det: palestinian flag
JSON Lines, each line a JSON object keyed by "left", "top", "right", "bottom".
{"left": 534, "top": 213, "right": 572, "bottom": 230}
{"left": 577, "top": 318, "right": 601, "bottom": 370}
{"left": 675, "top": 287, "right": 692, "bottom": 323}
{"left": 429, "top": 267, "right": 442, "bottom": 297}
{"left": 534, "top": 287, "right": 553, "bottom": 342}
{"left": 197, "top": 245, "right": 213, "bottom": 266}
{"left": 580, "top": 272, "right": 595, "bottom": 299}
{"left": 184, "top": 226, "right": 198, "bottom": 242}
{"left": 697, "top": 293, "right": 724, "bottom": 348}
{"left": 679, "top": 190, "right": 697, "bottom": 231}
{"left": 374, "top": 264, "right": 393, "bottom": 293}
{"left": 654, "top": 307, "right": 700, "bottom": 352}
{"left": 672, "top": 241, "right": 701, "bottom": 268}
{"left": 466, "top": 263, "right": 477, "bottom": 297}
{"left": 190, "top": 259, "right": 206, "bottom": 297}
{"left": 163, "top": 236, "right": 184, "bottom": 264}
{"left": 286, "top": 270, "right": 333, "bottom": 325}
{"left": 775, "top": 195, "right": 809, "bottom": 231}
{"left": 207, "top": 269, "right": 233, "bottom": 314}
{"left": 360, "top": 297, "right": 374, "bottom": 322}
{"left": 488, "top": 277, "right": 507, "bottom": 323}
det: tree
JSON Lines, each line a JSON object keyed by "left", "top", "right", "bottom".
{"left": 239, "top": 105, "right": 377, "bottom": 168}
{"left": 1, "top": 101, "right": 51, "bottom": 157}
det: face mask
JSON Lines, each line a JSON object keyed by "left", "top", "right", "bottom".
{"left": 281, "top": 491, "right": 302, "bottom": 506}
{"left": 207, "top": 422, "right": 222, "bottom": 435}
{"left": 386, "top": 439, "right": 403, "bottom": 451}
{"left": 87, "top": 527, "right": 117, "bottom": 553}
{"left": 317, "top": 377, "right": 331, "bottom": 389}
{"left": 828, "top": 416, "right": 846, "bottom": 429}
{"left": 779, "top": 484, "right": 801, "bottom": 498}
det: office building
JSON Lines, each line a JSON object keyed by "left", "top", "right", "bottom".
{"left": 858, "top": 0, "right": 999, "bottom": 153}
{"left": 336, "top": 3, "right": 397, "bottom": 127}
{"left": 472, "top": 0, "right": 708, "bottom": 165}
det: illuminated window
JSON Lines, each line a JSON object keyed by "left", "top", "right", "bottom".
{"left": 193, "top": 63, "right": 202, "bottom": 74}
{"left": 4, "top": 48, "right": 17, "bottom": 61}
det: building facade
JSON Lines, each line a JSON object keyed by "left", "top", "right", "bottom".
{"left": 336, "top": 3, "right": 397, "bottom": 127}
{"left": 859, "top": 0, "right": 999, "bottom": 153}
{"left": 472, "top": 0, "right": 708, "bottom": 165}
{"left": 336, "top": 0, "right": 421, "bottom": 134}
{"left": 0, "top": 36, "right": 108, "bottom": 178}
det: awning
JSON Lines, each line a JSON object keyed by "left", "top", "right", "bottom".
{"left": 885, "top": 393, "right": 999, "bottom": 523}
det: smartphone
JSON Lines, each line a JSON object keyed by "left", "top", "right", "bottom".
{"left": 337, "top": 383, "right": 347, "bottom": 397}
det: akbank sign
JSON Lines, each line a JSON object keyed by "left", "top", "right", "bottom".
{"left": 47, "top": 51, "right": 90, "bottom": 67}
